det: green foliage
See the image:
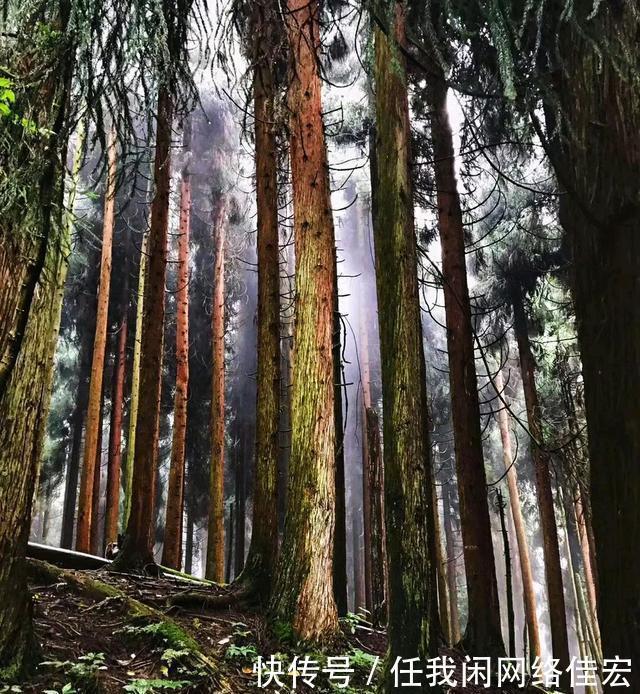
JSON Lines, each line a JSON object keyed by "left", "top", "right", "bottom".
{"left": 339, "top": 612, "right": 365, "bottom": 635}
{"left": 39, "top": 652, "right": 106, "bottom": 692}
{"left": 224, "top": 643, "right": 258, "bottom": 662}
{"left": 123, "top": 680, "right": 191, "bottom": 693}
{"left": 272, "top": 620, "right": 295, "bottom": 645}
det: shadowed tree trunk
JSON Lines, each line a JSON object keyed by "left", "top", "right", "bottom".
{"left": 114, "top": 86, "right": 173, "bottom": 571}
{"left": 234, "top": 428, "right": 246, "bottom": 578}
{"left": 105, "top": 297, "right": 128, "bottom": 548}
{"left": 184, "top": 507, "right": 194, "bottom": 575}
{"left": 443, "top": 475, "right": 461, "bottom": 645}
{"left": 241, "top": 3, "right": 281, "bottom": 598}
{"left": 425, "top": 56, "right": 504, "bottom": 656}
{"left": 0, "top": 8, "right": 74, "bottom": 673}
{"left": 432, "top": 463, "right": 451, "bottom": 645}
{"left": 333, "top": 258, "right": 348, "bottom": 617}
{"left": 123, "top": 232, "right": 148, "bottom": 529}
{"left": 269, "top": 0, "right": 340, "bottom": 643}
{"left": 496, "top": 489, "right": 516, "bottom": 657}
{"left": 90, "top": 386, "right": 106, "bottom": 556}
{"left": 371, "top": 2, "right": 439, "bottom": 681}
{"left": 511, "top": 286, "right": 570, "bottom": 678}
{"left": 205, "top": 196, "right": 228, "bottom": 582}
{"left": 360, "top": 314, "right": 373, "bottom": 616}
{"left": 162, "top": 121, "right": 192, "bottom": 571}
{"left": 495, "top": 369, "right": 541, "bottom": 659}
{"left": 76, "top": 125, "right": 117, "bottom": 553}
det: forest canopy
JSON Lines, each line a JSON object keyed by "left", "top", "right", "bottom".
{"left": 0, "top": 0, "right": 638, "bottom": 692}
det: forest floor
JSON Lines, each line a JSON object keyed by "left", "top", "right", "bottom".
{"left": 13, "top": 565, "right": 543, "bottom": 694}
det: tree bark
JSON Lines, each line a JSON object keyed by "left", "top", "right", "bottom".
{"left": 542, "top": 9, "right": 640, "bottom": 683}
{"left": 512, "top": 286, "right": 570, "bottom": 677}
{"left": 162, "top": 122, "right": 191, "bottom": 571}
{"left": 205, "top": 196, "right": 228, "bottom": 582}
{"left": 268, "top": 0, "right": 340, "bottom": 643}
{"left": 76, "top": 125, "right": 117, "bottom": 553}
{"left": 425, "top": 49, "right": 504, "bottom": 657}
{"left": 432, "top": 464, "right": 451, "bottom": 645}
{"left": 241, "top": 9, "right": 281, "bottom": 597}
{"left": 234, "top": 430, "right": 246, "bottom": 578}
{"left": 0, "top": 10, "right": 73, "bottom": 672}
{"left": 496, "top": 489, "right": 516, "bottom": 657}
{"left": 123, "top": 232, "right": 148, "bottom": 529}
{"left": 495, "top": 369, "right": 541, "bottom": 659}
{"left": 105, "top": 302, "right": 128, "bottom": 548}
{"left": 371, "top": 2, "right": 439, "bottom": 677}
{"left": 443, "top": 477, "right": 461, "bottom": 645}
{"left": 90, "top": 386, "right": 106, "bottom": 556}
{"left": 115, "top": 86, "right": 173, "bottom": 570}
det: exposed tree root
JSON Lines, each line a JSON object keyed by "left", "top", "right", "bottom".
{"left": 27, "top": 559, "right": 230, "bottom": 691}
{"left": 168, "top": 583, "right": 251, "bottom": 610}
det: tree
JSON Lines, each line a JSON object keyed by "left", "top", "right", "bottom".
{"left": 76, "top": 125, "right": 117, "bottom": 553}
{"left": 162, "top": 120, "right": 192, "bottom": 570}
{"left": 422, "top": 39, "right": 505, "bottom": 658}
{"left": 370, "top": 0, "right": 439, "bottom": 679}
{"left": 239, "top": 0, "right": 281, "bottom": 599}
{"left": 511, "top": 286, "right": 570, "bottom": 674}
{"left": 205, "top": 195, "right": 228, "bottom": 582}
{"left": 105, "top": 254, "right": 129, "bottom": 549}
{"left": 114, "top": 85, "right": 174, "bottom": 570}
{"left": 269, "top": 0, "right": 340, "bottom": 642}
{"left": 0, "top": 3, "right": 75, "bottom": 675}
{"left": 494, "top": 369, "right": 541, "bottom": 659}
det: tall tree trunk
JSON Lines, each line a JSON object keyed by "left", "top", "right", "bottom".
{"left": 115, "top": 86, "right": 173, "bottom": 570}
{"left": 360, "top": 314, "right": 373, "bottom": 616}
{"left": 573, "top": 488, "right": 600, "bottom": 649}
{"left": 269, "top": 0, "right": 339, "bottom": 643}
{"left": 511, "top": 286, "right": 570, "bottom": 677}
{"left": 333, "top": 261, "right": 348, "bottom": 617}
{"left": 59, "top": 123, "right": 90, "bottom": 550}
{"left": 234, "top": 431, "right": 246, "bottom": 578}
{"left": 241, "top": 6, "right": 281, "bottom": 596}
{"left": 541, "top": 9, "right": 640, "bottom": 681}
{"left": 496, "top": 489, "right": 516, "bottom": 657}
{"left": 162, "top": 122, "right": 191, "bottom": 571}
{"left": 365, "top": 407, "right": 386, "bottom": 627}
{"left": 495, "top": 369, "right": 541, "bottom": 658}
{"left": 123, "top": 232, "right": 148, "bottom": 528}
{"left": 425, "top": 59, "right": 504, "bottom": 655}
{"left": 432, "top": 466, "right": 451, "bottom": 645}
{"left": 371, "top": 1, "right": 438, "bottom": 677}
{"left": 205, "top": 197, "right": 227, "bottom": 582}
{"left": 0, "top": 14, "right": 73, "bottom": 673}
{"left": 184, "top": 506, "right": 194, "bottom": 575}
{"left": 90, "top": 387, "right": 105, "bottom": 556}
{"left": 76, "top": 125, "right": 117, "bottom": 553}
{"left": 352, "top": 508, "right": 364, "bottom": 612}
{"left": 105, "top": 302, "right": 128, "bottom": 548}
{"left": 443, "top": 477, "right": 461, "bottom": 645}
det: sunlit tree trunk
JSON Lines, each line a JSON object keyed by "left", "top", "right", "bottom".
{"left": 511, "top": 286, "right": 570, "bottom": 677}
{"left": 76, "top": 125, "right": 117, "bottom": 553}
{"left": 162, "top": 122, "right": 191, "bottom": 570}
{"left": 123, "top": 232, "right": 148, "bottom": 528}
{"left": 432, "top": 463, "right": 451, "bottom": 645}
{"left": 573, "top": 488, "right": 600, "bottom": 650}
{"left": 105, "top": 299, "right": 128, "bottom": 548}
{"left": 205, "top": 196, "right": 228, "bottom": 582}
{"left": 425, "top": 49, "right": 504, "bottom": 657}
{"left": 269, "top": 0, "right": 340, "bottom": 643}
{"left": 241, "top": 5, "right": 281, "bottom": 597}
{"left": 371, "top": 2, "right": 438, "bottom": 679}
{"left": 495, "top": 369, "right": 541, "bottom": 658}
{"left": 115, "top": 86, "right": 173, "bottom": 570}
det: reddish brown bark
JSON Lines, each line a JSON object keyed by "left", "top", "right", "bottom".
{"left": 205, "top": 197, "right": 228, "bottom": 582}
{"left": 241, "top": 4, "right": 281, "bottom": 598}
{"left": 115, "top": 86, "right": 173, "bottom": 570}
{"left": 90, "top": 386, "right": 105, "bottom": 556}
{"left": 76, "top": 125, "right": 117, "bottom": 553}
{"left": 495, "top": 369, "right": 541, "bottom": 658}
{"left": 426, "top": 63, "right": 504, "bottom": 655}
{"left": 105, "top": 307, "right": 128, "bottom": 548}
{"left": 269, "top": 0, "right": 339, "bottom": 642}
{"left": 162, "top": 123, "right": 191, "bottom": 571}
{"left": 512, "top": 287, "right": 570, "bottom": 677}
